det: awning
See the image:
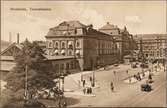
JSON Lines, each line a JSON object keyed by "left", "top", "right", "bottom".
{"left": 68, "top": 41, "right": 73, "bottom": 45}
{"left": 75, "top": 50, "right": 80, "bottom": 54}
{"left": 54, "top": 49, "right": 59, "bottom": 54}
{"left": 61, "top": 50, "right": 65, "bottom": 54}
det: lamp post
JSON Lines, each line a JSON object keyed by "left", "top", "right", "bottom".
{"left": 25, "top": 64, "right": 28, "bottom": 100}
{"left": 92, "top": 60, "right": 95, "bottom": 87}
{"left": 60, "top": 75, "right": 65, "bottom": 93}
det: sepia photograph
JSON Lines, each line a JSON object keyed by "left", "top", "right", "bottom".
{"left": 0, "top": 0, "right": 166, "bottom": 108}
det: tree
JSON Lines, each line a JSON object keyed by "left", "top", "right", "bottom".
{"left": 5, "top": 39, "right": 57, "bottom": 99}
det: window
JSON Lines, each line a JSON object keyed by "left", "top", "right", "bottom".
{"left": 76, "top": 29, "right": 83, "bottom": 35}
{"left": 55, "top": 42, "right": 59, "bottom": 48}
{"left": 76, "top": 41, "right": 80, "bottom": 48}
{"left": 61, "top": 42, "right": 65, "bottom": 49}
{"left": 69, "top": 50, "right": 72, "bottom": 56}
{"left": 48, "top": 42, "right": 52, "bottom": 48}
{"left": 60, "top": 64, "right": 64, "bottom": 73}
{"left": 66, "top": 63, "right": 70, "bottom": 70}
{"left": 55, "top": 64, "right": 59, "bottom": 73}
{"left": 68, "top": 41, "right": 73, "bottom": 49}
{"left": 70, "top": 61, "right": 74, "bottom": 69}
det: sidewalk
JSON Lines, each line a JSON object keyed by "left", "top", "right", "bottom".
{"left": 65, "top": 91, "right": 96, "bottom": 97}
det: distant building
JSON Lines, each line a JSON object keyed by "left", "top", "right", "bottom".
{"left": 0, "top": 40, "right": 46, "bottom": 74}
{"left": 134, "top": 34, "right": 167, "bottom": 63}
{"left": 0, "top": 43, "right": 22, "bottom": 75}
{"left": 99, "top": 22, "right": 138, "bottom": 61}
{"left": 45, "top": 20, "right": 119, "bottom": 71}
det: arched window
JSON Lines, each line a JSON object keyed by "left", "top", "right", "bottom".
{"left": 55, "top": 42, "right": 59, "bottom": 48}
{"left": 68, "top": 41, "right": 73, "bottom": 49}
{"left": 76, "top": 41, "right": 80, "bottom": 48}
{"left": 61, "top": 42, "right": 65, "bottom": 49}
{"left": 48, "top": 42, "right": 52, "bottom": 48}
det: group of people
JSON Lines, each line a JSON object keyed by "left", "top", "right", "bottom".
{"left": 81, "top": 76, "right": 94, "bottom": 95}
{"left": 133, "top": 72, "right": 142, "bottom": 81}
{"left": 83, "top": 87, "right": 93, "bottom": 94}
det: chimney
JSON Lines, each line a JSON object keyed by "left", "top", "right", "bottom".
{"left": 17, "top": 33, "right": 20, "bottom": 44}
{"left": 9, "top": 32, "right": 12, "bottom": 43}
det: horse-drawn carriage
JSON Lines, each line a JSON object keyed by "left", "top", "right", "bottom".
{"left": 141, "top": 83, "right": 152, "bottom": 92}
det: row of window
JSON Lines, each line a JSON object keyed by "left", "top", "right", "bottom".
{"left": 47, "top": 40, "right": 81, "bottom": 49}
{"left": 98, "top": 41, "right": 116, "bottom": 49}
{"left": 144, "top": 51, "right": 164, "bottom": 57}
{"left": 54, "top": 61, "right": 77, "bottom": 73}
{"left": 98, "top": 49, "right": 118, "bottom": 55}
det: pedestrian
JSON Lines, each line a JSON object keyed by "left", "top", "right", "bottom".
{"left": 87, "top": 87, "right": 90, "bottom": 94}
{"left": 83, "top": 80, "right": 85, "bottom": 87}
{"left": 90, "top": 76, "right": 92, "bottom": 82}
{"left": 81, "top": 74, "right": 83, "bottom": 81}
{"left": 134, "top": 74, "right": 137, "bottom": 80}
{"left": 90, "top": 87, "right": 92, "bottom": 94}
{"left": 129, "top": 78, "right": 131, "bottom": 83}
{"left": 110, "top": 82, "right": 114, "bottom": 92}
{"left": 138, "top": 75, "right": 141, "bottom": 81}
{"left": 83, "top": 88, "right": 86, "bottom": 94}
{"left": 137, "top": 72, "right": 140, "bottom": 81}
{"left": 142, "top": 72, "right": 145, "bottom": 78}
{"left": 126, "top": 70, "right": 128, "bottom": 74}
{"left": 148, "top": 74, "right": 152, "bottom": 80}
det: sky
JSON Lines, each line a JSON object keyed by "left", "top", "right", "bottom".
{"left": 1, "top": 1, "right": 166, "bottom": 42}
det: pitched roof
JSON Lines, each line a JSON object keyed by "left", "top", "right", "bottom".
{"left": 0, "top": 43, "right": 23, "bottom": 55}
{"left": 52, "top": 20, "right": 86, "bottom": 31}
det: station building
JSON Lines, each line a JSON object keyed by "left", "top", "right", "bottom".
{"left": 45, "top": 21, "right": 119, "bottom": 72}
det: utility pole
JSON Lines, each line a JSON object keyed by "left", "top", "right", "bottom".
{"left": 92, "top": 61, "right": 95, "bottom": 87}
{"left": 25, "top": 64, "right": 28, "bottom": 100}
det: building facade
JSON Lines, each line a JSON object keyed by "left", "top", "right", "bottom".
{"left": 45, "top": 21, "right": 119, "bottom": 71}
{"left": 134, "top": 34, "right": 167, "bottom": 63}
{"left": 99, "top": 22, "right": 138, "bottom": 61}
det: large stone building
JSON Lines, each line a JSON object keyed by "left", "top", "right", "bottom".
{"left": 134, "top": 34, "right": 167, "bottom": 63}
{"left": 45, "top": 21, "right": 119, "bottom": 71}
{"left": 99, "top": 22, "right": 138, "bottom": 61}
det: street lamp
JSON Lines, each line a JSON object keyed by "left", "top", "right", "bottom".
{"left": 59, "top": 75, "right": 65, "bottom": 93}
{"left": 92, "top": 60, "right": 96, "bottom": 87}
{"left": 24, "top": 64, "right": 28, "bottom": 100}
